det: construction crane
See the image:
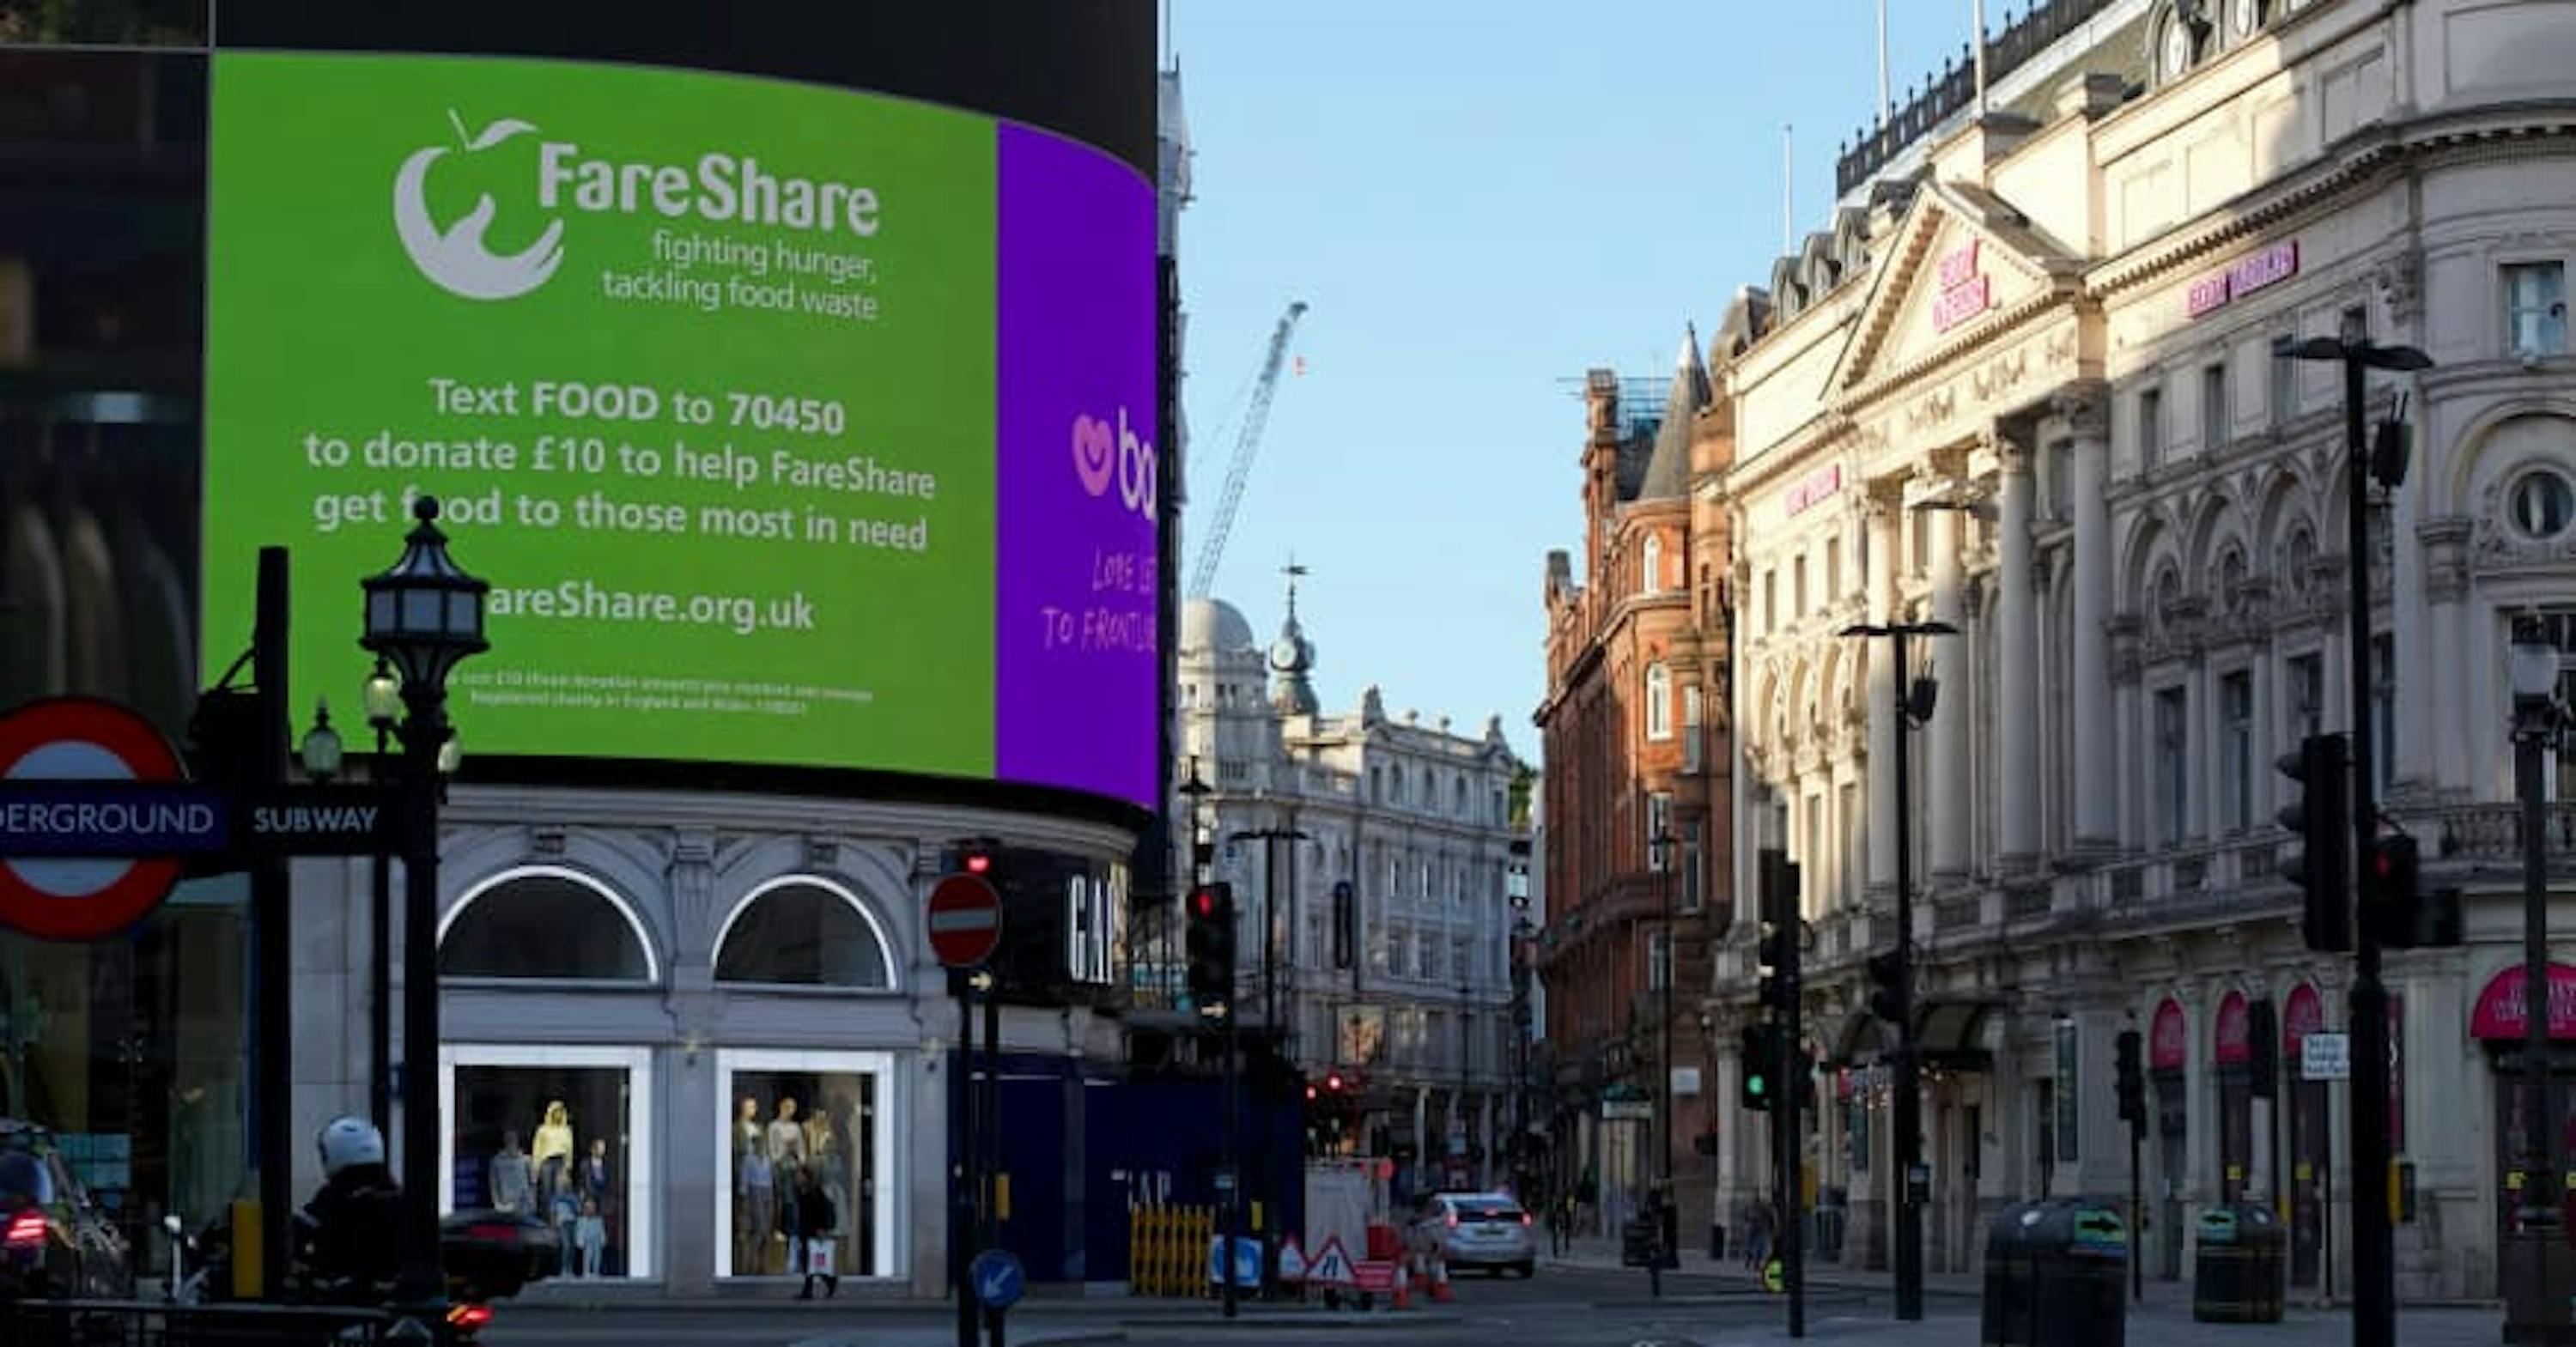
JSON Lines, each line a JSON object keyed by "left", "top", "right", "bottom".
{"left": 1186, "top": 300, "right": 1307, "bottom": 599}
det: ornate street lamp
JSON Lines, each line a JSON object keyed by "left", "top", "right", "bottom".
{"left": 1839, "top": 616, "right": 1955, "bottom": 1322}
{"left": 300, "top": 701, "right": 343, "bottom": 783}
{"left": 363, "top": 658, "right": 400, "bottom": 1135}
{"left": 359, "top": 495, "right": 488, "bottom": 1309}
{"left": 2508, "top": 620, "right": 2568, "bottom": 1327}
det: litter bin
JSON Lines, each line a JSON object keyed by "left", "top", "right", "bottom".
{"left": 1982, "top": 1198, "right": 2129, "bottom": 1347}
{"left": 2192, "top": 1204, "right": 2285, "bottom": 1322}
{"left": 1621, "top": 1214, "right": 1662, "bottom": 1268}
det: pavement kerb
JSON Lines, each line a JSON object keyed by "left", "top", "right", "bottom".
{"left": 792, "top": 1334, "right": 1128, "bottom": 1347}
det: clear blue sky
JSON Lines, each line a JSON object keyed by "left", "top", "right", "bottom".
{"left": 1171, "top": 1, "right": 1990, "bottom": 760}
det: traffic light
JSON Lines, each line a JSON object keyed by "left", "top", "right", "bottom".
{"left": 1739, "top": 1023, "right": 1776, "bottom": 1112}
{"left": 2115, "top": 1028, "right": 2146, "bottom": 1131}
{"left": 2276, "top": 733, "right": 2353, "bottom": 953}
{"left": 1758, "top": 920, "right": 1793, "bottom": 1010}
{"left": 2364, "top": 833, "right": 2463, "bottom": 949}
{"left": 1757, "top": 850, "right": 1801, "bottom": 1013}
{"left": 2246, "top": 998, "right": 2278, "bottom": 1099}
{"left": 1185, "top": 883, "right": 1236, "bottom": 1017}
{"left": 1867, "top": 949, "right": 1905, "bottom": 1028}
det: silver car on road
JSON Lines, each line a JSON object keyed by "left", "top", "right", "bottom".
{"left": 1413, "top": 1191, "right": 1536, "bottom": 1277}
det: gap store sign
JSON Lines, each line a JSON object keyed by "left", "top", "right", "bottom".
{"left": 201, "top": 52, "right": 1158, "bottom": 806}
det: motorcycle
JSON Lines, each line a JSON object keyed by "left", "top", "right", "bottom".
{"left": 166, "top": 1205, "right": 556, "bottom": 1343}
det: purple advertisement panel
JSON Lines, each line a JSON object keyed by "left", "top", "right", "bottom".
{"left": 994, "top": 124, "right": 1159, "bottom": 807}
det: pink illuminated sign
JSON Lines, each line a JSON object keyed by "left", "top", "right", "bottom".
{"left": 1931, "top": 239, "right": 1990, "bottom": 332}
{"left": 2186, "top": 240, "right": 2300, "bottom": 319}
{"left": 1783, "top": 464, "right": 1843, "bottom": 516}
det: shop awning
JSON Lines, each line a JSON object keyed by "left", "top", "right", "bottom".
{"left": 1820, "top": 999, "right": 1999, "bottom": 1069}
{"left": 1824, "top": 1010, "right": 1891, "bottom": 1068}
{"left": 1917, "top": 999, "right": 1998, "bottom": 1068}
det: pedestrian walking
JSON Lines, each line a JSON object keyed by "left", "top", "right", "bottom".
{"left": 1742, "top": 1198, "right": 1774, "bottom": 1272}
{"left": 793, "top": 1164, "right": 840, "bottom": 1300}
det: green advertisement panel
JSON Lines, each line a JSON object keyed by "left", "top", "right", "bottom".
{"left": 203, "top": 52, "right": 998, "bottom": 777}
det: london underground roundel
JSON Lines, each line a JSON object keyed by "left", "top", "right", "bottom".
{"left": 0, "top": 699, "right": 194, "bottom": 940}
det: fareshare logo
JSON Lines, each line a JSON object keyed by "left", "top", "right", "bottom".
{"left": 392, "top": 111, "right": 565, "bottom": 300}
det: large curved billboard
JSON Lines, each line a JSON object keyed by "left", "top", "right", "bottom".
{"left": 199, "top": 51, "right": 1157, "bottom": 806}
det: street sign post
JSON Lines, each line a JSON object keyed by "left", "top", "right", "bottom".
{"left": 969, "top": 1248, "right": 1024, "bottom": 1311}
{"left": 2302, "top": 1032, "right": 2352, "bottom": 1082}
{"left": 928, "top": 872, "right": 1005, "bottom": 968}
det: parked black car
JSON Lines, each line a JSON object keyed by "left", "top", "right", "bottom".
{"left": 0, "top": 1119, "right": 134, "bottom": 1299}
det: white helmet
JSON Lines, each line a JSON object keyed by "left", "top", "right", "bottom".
{"left": 317, "top": 1117, "right": 386, "bottom": 1178}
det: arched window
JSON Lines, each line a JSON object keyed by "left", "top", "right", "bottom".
{"left": 1640, "top": 535, "right": 1664, "bottom": 594}
{"left": 1645, "top": 664, "right": 1674, "bottom": 740}
{"left": 440, "top": 868, "right": 657, "bottom": 982}
{"left": 714, "top": 879, "right": 894, "bottom": 989}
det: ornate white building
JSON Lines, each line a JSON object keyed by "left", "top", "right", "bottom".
{"left": 1176, "top": 591, "right": 1526, "bottom": 1192}
{"left": 1707, "top": 0, "right": 2576, "bottom": 1300}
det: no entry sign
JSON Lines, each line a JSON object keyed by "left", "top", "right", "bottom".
{"left": 0, "top": 698, "right": 208, "bottom": 940}
{"left": 927, "top": 872, "right": 1004, "bottom": 969}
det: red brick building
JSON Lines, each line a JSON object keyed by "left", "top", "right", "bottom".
{"left": 1534, "top": 332, "right": 1737, "bottom": 1239}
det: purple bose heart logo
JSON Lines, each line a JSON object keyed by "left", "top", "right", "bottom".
{"left": 1071, "top": 414, "right": 1116, "bottom": 497}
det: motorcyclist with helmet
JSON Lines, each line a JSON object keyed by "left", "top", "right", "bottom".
{"left": 299, "top": 1116, "right": 405, "bottom": 1301}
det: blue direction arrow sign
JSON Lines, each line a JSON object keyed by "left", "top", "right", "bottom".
{"left": 969, "top": 1248, "right": 1024, "bottom": 1311}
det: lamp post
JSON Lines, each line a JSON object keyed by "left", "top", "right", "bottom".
{"left": 362, "top": 662, "right": 401, "bottom": 1134}
{"left": 1659, "top": 824, "right": 1680, "bottom": 1277}
{"left": 1840, "top": 617, "right": 1956, "bottom": 1322}
{"left": 360, "top": 496, "right": 489, "bottom": 1309}
{"left": 2274, "top": 321, "right": 2431, "bottom": 1347}
{"left": 2509, "top": 621, "right": 2568, "bottom": 1332}
{"left": 1228, "top": 820, "right": 1307, "bottom": 1283}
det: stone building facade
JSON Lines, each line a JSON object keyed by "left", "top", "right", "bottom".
{"left": 1702, "top": 0, "right": 2576, "bottom": 1299}
{"left": 1175, "top": 592, "right": 1525, "bottom": 1196}
{"left": 1535, "top": 344, "right": 1738, "bottom": 1241}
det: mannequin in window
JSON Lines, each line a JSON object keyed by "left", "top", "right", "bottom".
{"left": 738, "top": 1132, "right": 774, "bottom": 1273}
{"left": 532, "top": 1101, "right": 576, "bottom": 1187}
{"left": 580, "top": 1138, "right": 613, "bottom": 1271}
{"left": 765, "top": 1095, "right": 807, "bottom": 1169}
{"left": 734, "top": 1097, "right": 762, "bottom": 1168}
{"left": 487, "top": 1131, "right": 534, "bottom": 1216}
{"left": 768, "top": 1095, "right": 807, "bottom": 1256}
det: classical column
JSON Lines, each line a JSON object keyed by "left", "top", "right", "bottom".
{"left": 1997, "top": 441, "right": 2039, "bottom": 871}
{"left": 2421, "top": 519, "right": 2472, "bottom": 794}
{"left": 2057, "top": 383, "right": 2117, "bottom": 852}
{"left": 2187, "top": 654, "right": 2214, "bottom": 841}
{"left": 1866, "top": 487, "right": 1901, "bottom": 893}
{"left": 2111, "top": 618, "right": 2144, "bottom": 849}
{"left": 1928, "top": 468, "right": 1971, "bottom": 881}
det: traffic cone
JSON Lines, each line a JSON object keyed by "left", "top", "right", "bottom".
{"left": 1429, "top": 1247, "right": 1452, "bottom": 1302}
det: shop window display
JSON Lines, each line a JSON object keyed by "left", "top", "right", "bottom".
{"left": 722, "top": 1065, "right": 884, "bottom": 1278}
{"left": 447, "top": 1063, "right": 641, "bottom": 1277}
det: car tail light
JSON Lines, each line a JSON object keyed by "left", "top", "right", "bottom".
{"left": 1444, "top": 1210, "right": 1458, "bottom": 1229}
{"left": 465, "top": 1223, "right": 521, "bottom": 1243}
{"left": 4, "top": 1210, "right": 45, "bottom": 1248}
{"left": 1520, "top": 1211, "right": 1534, "bottom": 1227}
{"left": 448, "top": 1303, "right": 494, "bottom": 1329}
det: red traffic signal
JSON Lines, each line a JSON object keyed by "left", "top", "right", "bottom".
{"left": 1325, "top": 1072, "right": 1345, "bottom": 1092}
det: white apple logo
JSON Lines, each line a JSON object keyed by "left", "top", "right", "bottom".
{"left": 393, "top": 110, "right": 564, "bottom": 301}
